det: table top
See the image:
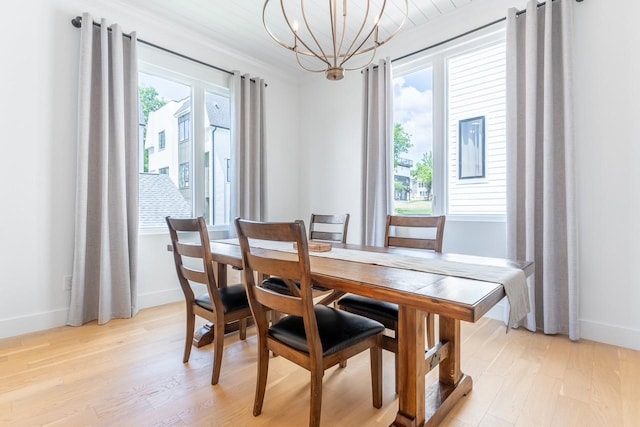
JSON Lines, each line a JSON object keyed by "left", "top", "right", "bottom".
{"left": 209, "top": 240, "right": 533, "bottom": 323}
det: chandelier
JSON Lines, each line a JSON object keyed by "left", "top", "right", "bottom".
{"left": 263, "top": 0, "right": 408, "bottom": 80}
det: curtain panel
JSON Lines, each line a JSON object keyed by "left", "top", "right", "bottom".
{"left": 68, "top": 13, "right": 139, "bottom": 326}
{"left": 506, "top": 0, "right": 579, "bottom": 339}
{"left": 229, "top": 72, "right": 266, "bottom": 234}
{"left": 362, "top": 58, "right": 393, "bottom": 247}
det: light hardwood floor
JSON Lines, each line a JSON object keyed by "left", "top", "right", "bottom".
{"left": 1, "top": 302, "right": 638, "bottom": 426}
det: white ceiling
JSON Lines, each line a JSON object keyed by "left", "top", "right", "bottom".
{"left": 110, "top": 0, "right": 477, "bottom": 77}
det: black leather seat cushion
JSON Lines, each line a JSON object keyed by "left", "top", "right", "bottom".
{"left": 262, "top": 277, "right": 331, "bottom": 294}
{"left": 338, "top": 295, "right": 399, "bottom": 323}
{"left": 269, "top": 305, "right": 384, "bottom": 357}
{"left": 194, "top": 283, "right": 249, "bottom": 313}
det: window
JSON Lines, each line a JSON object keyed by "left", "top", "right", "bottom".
{"left": 158, "top": 130, "right": 166, "bottom": 150}
{"left": 392, "top": 28, "right": 506, "bottom": 218}
{"left": 393, "top": 67, "right": 433, "bottom": 215}
{"left": 138, "top": 45, "right": 232, "bottom": 230}
{"left": 178, "top": 114, "right": 190, "bottom": 143}
{"left": 179, "top": 162, "right": 190, "bottom": 189}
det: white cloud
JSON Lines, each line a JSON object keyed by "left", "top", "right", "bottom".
{"left": 393, "top": 79, "right": 433, "bottom": 162}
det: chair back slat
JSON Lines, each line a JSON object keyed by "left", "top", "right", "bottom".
{"left": 384, "top": 215, "right": 446, "bottom": 253}
{"left": 253, "top": 286, "right": 306, "bottom": 317}
{"left": 174, "top": 241, "right": 204, "bottom": 258}
{"left": 166, "top": 216, "right": 222, "bottom": 310}
{"left": 309, "top": 213, "right": 350, "bottom": 243}
{"left": 246, "top": 253, "right": 304, "bottom": 283}
{"left": 180, "top": 266, "right": 208, "bottom": 285}
{"left": 309, "top": 231, "right": 344, "bottom": 242}
{"left": 386, "top": 236, "right": 438, "bottom": 251}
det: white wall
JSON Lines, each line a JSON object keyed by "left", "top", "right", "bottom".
{"left": 0, "top": 0, "right": 300, "bottom": 339}
{"left": 572, "top": 0, "right": 640, "bottom": 349}
{"left": 298, "top": 0, "right": 640, "bottom": 350}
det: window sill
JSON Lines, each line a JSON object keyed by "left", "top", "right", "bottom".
{"left": 139, "top": 225, "right": 231, "bottom": 236}
{"left": 445, "top": 214, "right": 505, "bottom": 223}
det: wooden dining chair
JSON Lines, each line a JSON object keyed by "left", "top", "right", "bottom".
{"left": 235, "top": 218, "right": 384, "bottom": 427}
{"left": 261, "top": 213, "right": 350, "bottom": 299}
{"left": 337, "top": 214, "right": 446, "bottom": 390}
{"left": 166, "top": 216, "right": 253, "bottom": 385}
{"left": 309, "top": 213, "right": 350, "bottom": 243}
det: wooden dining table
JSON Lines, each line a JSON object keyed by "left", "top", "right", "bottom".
{"left": 205, "top": 240, "right": 533, "bottom": 427}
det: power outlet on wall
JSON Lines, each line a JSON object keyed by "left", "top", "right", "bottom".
{"left": 63, "top": 275, "right": 72, "bottom": 291}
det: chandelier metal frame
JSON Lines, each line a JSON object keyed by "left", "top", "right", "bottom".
{"left": 263, "top": 0, "right": 408, "bottom": 80}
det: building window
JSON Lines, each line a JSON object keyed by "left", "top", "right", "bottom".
{"left": 393, "top": 28, "right": 506, "bottom": 218}
{"left": 158, "top": 130, "right": 166, "bottom": 150}
{"left": 179, "top": 162, "right": 190, "bottom": 189}
{"left": 178, "top": 114, "right": 190, "bottom": 143}
{"left": 139, "top": 49, "right": 232, "bottom": 229}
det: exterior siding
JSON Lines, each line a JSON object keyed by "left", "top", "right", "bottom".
{"left": 447, "top": 42, "right": 506, "bottom": 215}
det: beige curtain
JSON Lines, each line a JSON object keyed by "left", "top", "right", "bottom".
{"left": 362, "top": 58, "right": 393, "bottom": 246}
{"left": 506, "top": 0, "right": 579, "bottom": 339}
{"left": 229, "top": 72, "right": 266, "bottom": 233}
{"left": 68, "top": 13, "right": 139, "bottom": 326}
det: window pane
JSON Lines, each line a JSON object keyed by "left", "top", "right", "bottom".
{"left": 446, "top": 42, "right": 506, "bottom": 215}
{"left": 392, "top": 68, "right": 434, "bottom": 215}
{"left": 179, "top": 162, "right": 190, "bottom": 189}
{"left": 203, "top": 91, "right": 231, "bottom": 226}
{"left": 139, "top": 72, "right": 193, "bottom": 228}
{"left": 178, "top": 114, "right": 190, "bottom": 142}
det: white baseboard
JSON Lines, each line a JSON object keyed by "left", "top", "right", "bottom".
{"left": 482, "top": 301, "right": 640, "bottom": 351}
{"left": 0, "top": 308, "right": 70, "bottom": 341}
{"left": 0, "top": 289, "right": 184, "bottom": 341}
{"left": 580, "top": 319, "right": 640, "bottom": 351}
{"left": 137, "top": 288, "right": 183, "bottom": 310}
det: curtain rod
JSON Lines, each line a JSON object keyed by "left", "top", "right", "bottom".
{"left": 391, "top": 0, "right": 584, "bottom": 65}
{"left": 70, "top": 16, "right": 264, "bottom": 85}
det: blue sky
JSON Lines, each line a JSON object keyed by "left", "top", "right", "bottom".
{"left": 393, "top": 67, "right": 433, "bottom": 163}
{"left": 139, "top": 72, "right": 190, "bottom": 102}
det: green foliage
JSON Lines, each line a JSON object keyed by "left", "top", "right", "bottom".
{"left": 139, "top": 86, "right": 167, "bottom": 124}
{"left": 139, "top": 86, "right": 167, "bottom": 172}
{"left": 411, "top": 151, "right": 433, "bottom": 199}
{"left": 394, "top": 181, "right": 409, "bottom": 192}
{"left": 393, "top": 123, "right": 412, "bottom": 168}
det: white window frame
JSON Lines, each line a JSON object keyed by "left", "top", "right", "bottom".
{"left": 392, "top": 25, "right": 506, "bottom": 222}
{"left": 138, "top": 44, "right": 232, "bottom": 234}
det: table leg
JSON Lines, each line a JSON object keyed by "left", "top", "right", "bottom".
{"left": 192, "top": 320, "right": 252, "bottom": 348}
{"left": 392, "top": 306, "right": 426, "bottom": 427}
{"left": 391, "top": 313, "right": 473, "bottom": 427}
{"left": 423, "top": 316, "right": 473, "bottom": 426}
{"left": 216, "top": 262, "right": 228, "bottom": 288}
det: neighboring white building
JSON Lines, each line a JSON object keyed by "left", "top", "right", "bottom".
{"left": 394, "top": 157, "right": 412, "bottom": 201}
{"left": 144, "top": 93, "right": 231, "bottom": 226}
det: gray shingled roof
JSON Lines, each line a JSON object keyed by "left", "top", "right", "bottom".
{"left": 174, "top": 98, "right": 190, "bottom": 117}
{"left": 172, "top": 94, "right": 230, "bottom": 129}
{"left": 205, "top": 93, "right": 230, "bottom": 129}
{"left": 139, "top": 173, "right": 192, "bottom": 228}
